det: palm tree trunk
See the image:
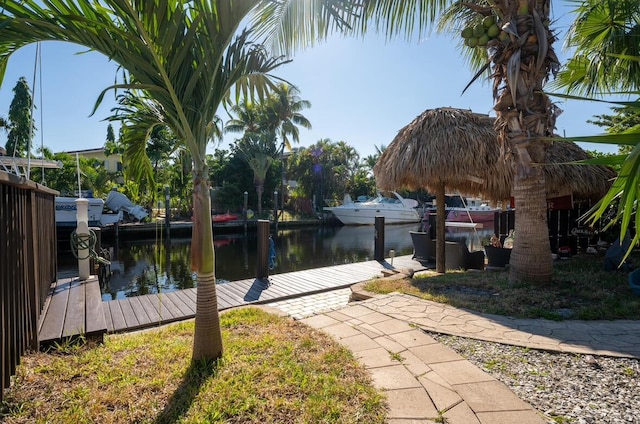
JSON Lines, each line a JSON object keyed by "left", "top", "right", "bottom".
{"left": 493, "top": 0, "right": 557, "bottom": 284}
{"left": 509, "top": 144, "right": 553, "bottom": 283}
{"left": 256, "top": 183, "right": 264, "bottom": 215}
{"left": 191, "top": 170, "right": 223, "bottom": 362}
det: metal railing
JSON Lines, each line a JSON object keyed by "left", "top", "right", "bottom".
{"left": 1, "top": 170, "right": 58, "bottom": 402}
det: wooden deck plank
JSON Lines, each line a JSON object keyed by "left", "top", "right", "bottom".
{"left": 84, "top": 277, "right": 107, "bottom": 336}
{"left": 147, "top": 293, "right": 173, "bottom": 322}
{"left": 251, "top": 280, "right": 292, "bottom": 299}
{"left": 153, "top": 294, "right": 176, "bottom": 321}
{"left": 39, "top": 279, "right": 71, "bottom": 342}
{"left": 225, "top": 280, "right": 258, "bottom": 301}
{"left": 126, "top": 296, "right": 152, "bottom": 327}
{"left": 158, "top": 293, "right": 185, "bottom": 320}
{"left": 103, "top": 302, "right": 114, "bottom": 333}
{"left": 271, "top": 273, "right": 319, "bottom": 291}
{"left": 138, "top": 295, "right": 162, "bottom": 323}
{"left": 212, "top": 289, "right": 235, "bottom": 310}
{"left": 162, "top": 292, "right": 193, "bottom": 318}
{"left": 117, "top": 298, "right": 141, "bottom": 330}
{"left": 62, "top": 279, "right": 85, "bottom": 339}
{"left": 107, "top": 300, "right": 127, "bottom": 332}
{"left": 216, "top": 284, "right": 248, "bottom": 304}
{"left": 171, "top": 290, "right": 196, "bottom": 315}
{"left": 182, "top": 288, "right": 197, "bottom": 303}
{"left": 278, "top": 272, "right": 329, "bottom": 291}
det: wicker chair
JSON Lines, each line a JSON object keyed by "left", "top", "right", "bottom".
{"left": 410, "top": 231, "right": 436, "bottom": 267}
{"left": 444, "top": 241, "right": 485, "bottom": 271}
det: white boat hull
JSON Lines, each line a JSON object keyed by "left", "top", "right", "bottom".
{"left": 55, "top": 197, "right": 105, "bottom": 227}
{"left": 324, "top": 192, "right": 422, "bottom": 225}
{"left": 325, "top": 207, "right": 421, "bottom": 225}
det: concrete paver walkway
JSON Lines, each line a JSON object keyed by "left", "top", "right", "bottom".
{"left": 267, "top": 287, "right": 640, "bottom": 423}
{"left": 299, "top": 296, "right": 545, "bottom": 423}
{"left": 361, "top": 293, "right": 640, "bottom": 359}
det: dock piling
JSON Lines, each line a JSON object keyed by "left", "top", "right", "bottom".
{"left": 374, "top": 216, "right": 385, "bottom": 261}
{"left": 256, "top": 220, "right": 270, "bottom": 280}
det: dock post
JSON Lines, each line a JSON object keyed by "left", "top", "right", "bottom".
{"left": 274, "top": 190, "right": 278, "bottom": 233}
{"left": 164, "top": 185, "right": 170, "bottom": 239}
{"left": 243, "top": 191, "right": 248, "bottom": 233}
{"left": 374, "top": 216, "right": 385, "bottom": 261}
{"left": 256, "top": 220, "right": 270, "bottom": 280}
{"left": 75, "top": 198, "right": 91, "bottom": 280}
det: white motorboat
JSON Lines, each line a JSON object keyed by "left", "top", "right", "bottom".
{"left": 55, "top": 196, "right": 106, "bottom": 227}
{"left": 55, "top": 190, "right": 147, "bottom": 228}
{"left": 324, "top": 191, "right": 422, "bottom": 225}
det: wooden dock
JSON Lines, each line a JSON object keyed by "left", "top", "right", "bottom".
{"left": 39, "top": 255, "right": 423, "bottom": 344}
{"left": 38, "top": 275, "right": 108, "bottom": 344}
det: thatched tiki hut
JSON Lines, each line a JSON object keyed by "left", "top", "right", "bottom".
{"left": 374, "top": 107, "right": 615, "bottom": 274}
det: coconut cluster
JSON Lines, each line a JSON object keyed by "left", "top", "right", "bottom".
{"left": 461, "top": 15, "right": 507, "bottom": 47}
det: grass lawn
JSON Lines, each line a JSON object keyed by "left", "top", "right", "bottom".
{"left": 364, "top": 253, "right": 640, "bottom": 321}
{"left": 0, "top": 308, "right": 386, "bottom": 424}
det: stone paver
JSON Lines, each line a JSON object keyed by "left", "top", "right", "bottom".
{"left": 270, "top": 274, "right": 640, "bottom": 423}
{"left": 362, "top": 292, "right": 640, "bottom": 358}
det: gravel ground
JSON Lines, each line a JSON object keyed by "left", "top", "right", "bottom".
{"left": 429, "top": 332, "right": 640, "bottom": 424}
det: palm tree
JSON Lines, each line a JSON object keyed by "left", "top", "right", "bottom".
{"left": 226, "top": 84, "right": 311, "bottom": 215}
{"left": 264, "top": 83, "right": 311, "bottom": 216}
{"left": 237, "top": 131, "right": 278, "bottom": 215}
{"left": 0, "top": 0, "right": 356, "bottom": 363}
{"left": 349, "top": 0, "right": 559, "bottom": 283}
{"left": 225, "top": 100, "right": 264, "bottom": 135}
{"left": 551, "top": 0, "right": 640, "bottom": 97}
{"left": 264, "top": 83, "right": 312, "bottom": 151}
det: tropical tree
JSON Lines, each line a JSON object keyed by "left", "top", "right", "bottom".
{"left": 262, "top": 83, "right": 311, "bottom": 215}
{"left": 288, "top": 138, "right": 363, "bottom": 205}
{"left": 226, "top": 84, "right": 311, "bottom": 214}
{"left": 550, "top": 0, "right": 640, "bottom": 97}
{"left": 104, "top": 123, "right": 120, "bottom": 154}
{"left": 589, "top": 106, "right": 640, "bottom": 155}
{"left": 348, "top": 1, "right": 560, "bottom": 283}
{"left": 5, "top": 76, "right": 35, "bottom": 158}
{"left": 225, "top": 99, "right": 264, "bottom": 135}
{"left": 263, "top": 83, "right": 312, "bottom": 151}
{"left": 363, "top": 143, "right": 386, "bottom": 172}
{"left": 0, "top": 0, "right": 355, "bottom": 363}
{"left": 235, "top": 131, "right": 278, "bottom": 215}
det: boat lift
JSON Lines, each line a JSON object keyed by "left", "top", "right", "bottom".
{"left": 0, "top": 156, "right": 63, "bottom": 177}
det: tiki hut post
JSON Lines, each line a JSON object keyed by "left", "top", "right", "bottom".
{"left": 435, "top": 182, "right": 446, "bottom": 273}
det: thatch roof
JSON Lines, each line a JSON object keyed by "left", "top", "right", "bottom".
{"left": 373, "top": 107, "right": 615, "bottom": 202}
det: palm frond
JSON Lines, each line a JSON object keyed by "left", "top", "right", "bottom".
{"left": 249, "top": 0, "right": 360, "bottom": 56}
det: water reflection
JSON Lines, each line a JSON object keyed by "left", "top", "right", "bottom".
{"left": 58, "top": 223, "right": 494, "bottom": 300}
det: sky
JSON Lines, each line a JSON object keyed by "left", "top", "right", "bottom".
{"left": 0, "top": 3, "right": 623, "bottom": 161}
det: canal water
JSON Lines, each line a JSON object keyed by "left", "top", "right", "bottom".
{"left": 58, "top": 223, "right": 494, "bottom": 301}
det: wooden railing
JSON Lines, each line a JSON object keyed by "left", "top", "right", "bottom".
{"left": 1, "top": 170, "right": 58, "bottom": 402}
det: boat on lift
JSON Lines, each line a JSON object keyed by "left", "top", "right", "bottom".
{"left": 424, "top": 194, "right": 500, "bottom": 225}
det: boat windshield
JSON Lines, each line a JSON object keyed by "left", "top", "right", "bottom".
{"left": 380, "top": 196, "right": 400, "bottom": 203}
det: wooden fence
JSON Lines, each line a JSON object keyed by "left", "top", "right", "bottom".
{"left": 1, "top": 170, "right": 58, "bottom": 403}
